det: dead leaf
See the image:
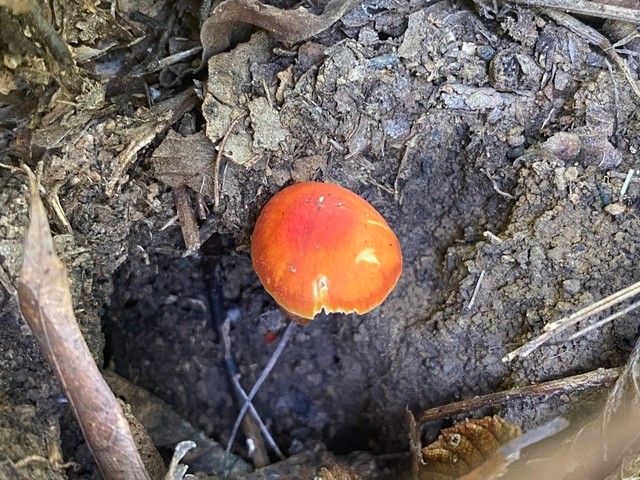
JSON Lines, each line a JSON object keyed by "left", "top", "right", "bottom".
{"left": 151, "top": 130, "right": 217, "bottom": 199}
{"left": 17, "top": 172, "right": 153, "bottom": 480}
{"left": 201, "top": 0, "right": 359, "bottom": 60}
{"left": 419, "top": 416, "right": 521, "bottom": 479}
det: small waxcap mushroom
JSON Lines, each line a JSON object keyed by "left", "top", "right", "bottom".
{"left": 251, "top": 182, "right": 402, "bottom": 322}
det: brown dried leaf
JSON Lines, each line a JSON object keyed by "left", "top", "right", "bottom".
{"left": 17, "top": 174, "right": 153, "bottom": 480}
{"left": 420, "top": 416, "right": 521, "bottom": 480}
{"left": 151, "top": 130, "right": 217, "bottom": 199}
{"left": 317, "top": 464, "right": 368, "bottom": 480}
{"left": 201, "top": 0, "right": 359, "bottom": 60}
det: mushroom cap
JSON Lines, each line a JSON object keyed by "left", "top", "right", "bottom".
{"left": 251, "top": 182, "right": 402, "bottom": 321}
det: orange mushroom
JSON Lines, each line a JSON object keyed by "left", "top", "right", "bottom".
{"left": 251, "top": 181, "right": 402, "bottom": 322}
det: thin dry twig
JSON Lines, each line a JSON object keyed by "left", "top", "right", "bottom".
{"left": 221, "top": 318, "right": 285, "bottom": 463}
{"left": 504, "top": 281, "right": 640, "bottom": 362}
{"left": 226, "top": 321, "right": 296, "bottom": 454}
{"left": 0, "top": 0, "right": 74, "bottom": 67}
{"left": 417, "top": 367, "right": 620, "bottom": 425}
{"left": 620, "top": 169, "right": 635, "bottom": 198}
{"left": 173, "top": 186, "right": 201, "bottom": 255}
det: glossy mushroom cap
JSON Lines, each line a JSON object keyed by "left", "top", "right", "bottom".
{"left": 251, "top": 182, "right": 402, "bottom": 322}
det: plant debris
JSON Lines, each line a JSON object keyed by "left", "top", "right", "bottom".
{"left": 17, "top": 169, "right": 159, "bottom": 479}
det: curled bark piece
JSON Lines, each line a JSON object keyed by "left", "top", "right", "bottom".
{"left": 201, "top": 0, "right": 359, "bottom": 60}
{"left": 18, "top": 171, "right": 152, "bottom": 480}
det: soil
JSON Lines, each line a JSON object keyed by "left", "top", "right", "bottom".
{"left": 1, "top": 0, "right": 640, "bottom": 478}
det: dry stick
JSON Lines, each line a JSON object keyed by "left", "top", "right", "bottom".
{"left": 544, "top": 282, "right": 640, "bottom": 333}
{"left": 406, "top": 409, "right": 423, "bottom": 480}
{"left": 226, "top": 321, "right": 296, "bottom": 453}
{"left": 221, "top": 319, "right": 285, "bottom": 460}
{"left": 18, "top": 170, "right": 151, "bottom": 480}
{"left": 221, "top": 321, "right": 270, "bottom": 467}
{"left": 173, "top": 186, "right": 201, "bottom": 254}
{"left": 229, "top": 376, "right": 286, "bottom": 460}
{"left": 24, "top": 0, "right": 74, "bottom": 67}
{"left": 504, "top": 281, "right": 640, "bottom": 362}
{"left": 417, "top": 367, "right": 620, "bottom": 425}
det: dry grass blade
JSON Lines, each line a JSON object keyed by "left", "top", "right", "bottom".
{"left": 504, "top": 281, "right": 640, "bottom": 362}
{"left": 17, "top": 171, "right": 152, "bottom": 480}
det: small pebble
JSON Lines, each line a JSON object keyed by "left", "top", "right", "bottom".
{"left": 542, "top": 132, "right": 581, "bottom": 161}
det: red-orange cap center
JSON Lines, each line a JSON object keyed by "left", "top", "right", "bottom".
{"left": 251, "top": 182, "right": 402, "bottom": 321}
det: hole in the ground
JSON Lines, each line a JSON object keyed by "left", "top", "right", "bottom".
{"left": 103, "top": 130, "right": 514, "bottom": 461}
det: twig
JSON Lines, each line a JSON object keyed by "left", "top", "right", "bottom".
{"left": 483, "top": 231, "right": 503, "bottom": 244}
{"left": 394, "top": 143, "right": 412, "bottom": 204}
{"left": 504, "top": 281, "right": 640, "bottom": 362}
{"left": 173, "top": 186, "right": 201, "bottom": 255}
{"left": 214, "top": 114, "right": 246, "bottom": 209}
{"left": 18, "top": 168, "right": 152, "bottom": 479}
{"left": 605, "top": 59, "right": 622, "bottom": 148}
{"left": 25, "top": 0, "right": 74, "bottom": 67}
{"left": 226, "top": 321, "right": 296, "bottom": 454}
{"left": 228, "top": 374, "right": 285, "bottom": 460}
{"left": 485, "top": 171, "right": 515, "bottom": 199}
{"left": 44, "top": 181, "right": 73, "bottom": 235}
{"left": 221, "top": 319, "right": 269, "bottom": 467}
{"left": 406, "top": 409, "right": 423, "bottom": 480}
{"left": 147, "top": 46, "right": 203, "bottom": 74}
{"left": 417, "top": 367, "right": 620, "bottom": 425}
{"left": 221, "top": 319, "right": 285, "bottom": 462}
